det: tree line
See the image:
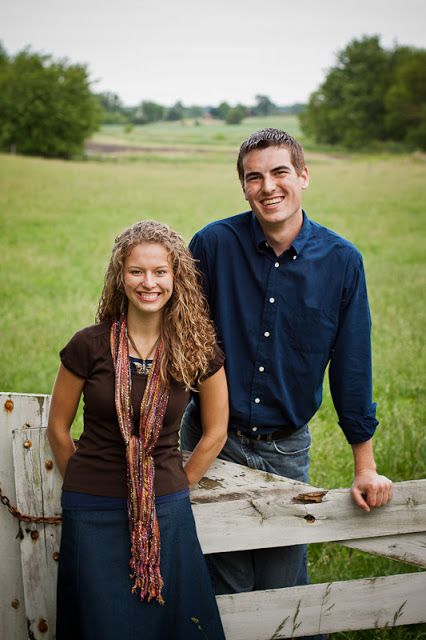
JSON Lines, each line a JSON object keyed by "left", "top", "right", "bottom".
{"left": 0, "top": 36, "right": 424, "bottom": 159}
{"left": 96, "top": 94, "right": 303, "bottom": 126}
{"left": 0, "top": 41, "right": 301, "bottom": 158}
{"left": 300, "top": 35, "right": 426, "bottom": 150}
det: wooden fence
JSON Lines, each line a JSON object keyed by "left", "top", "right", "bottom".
{"left": 1, "top": 392, "right": 425, "bottom": 639}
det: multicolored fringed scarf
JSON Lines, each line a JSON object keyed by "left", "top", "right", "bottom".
{"left": 110, "top": 315, "right": 169, "bottom": 604}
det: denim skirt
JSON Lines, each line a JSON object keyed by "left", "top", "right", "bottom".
{"left": 57, "top": 496, "right": 225, "bottom": 640}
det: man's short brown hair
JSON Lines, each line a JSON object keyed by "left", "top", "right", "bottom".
{"left": 237, "top": 128, "right": 306, "bottom": 184}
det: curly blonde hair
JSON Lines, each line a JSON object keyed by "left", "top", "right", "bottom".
{"left": 96, "top": 220, "right": 217, "bottom": 389}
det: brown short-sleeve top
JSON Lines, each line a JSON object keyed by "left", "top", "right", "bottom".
{"left": 60, "top": 321, "right": 224, "bottom": 498}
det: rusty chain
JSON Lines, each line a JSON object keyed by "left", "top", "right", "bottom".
{"left": 0, "top": 486, "right": 62, "bottom": 525}
{"left": 27, "top": 619, "right": 36, "bottom": 640}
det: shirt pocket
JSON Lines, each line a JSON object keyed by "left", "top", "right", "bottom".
{"left": 283, "top": 305, "right": 337, "bottom": 354}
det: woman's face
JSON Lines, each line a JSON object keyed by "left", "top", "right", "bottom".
{"left": 123, "top": 242, "right": 173, "bottom": 319}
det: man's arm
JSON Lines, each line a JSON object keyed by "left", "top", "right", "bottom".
{"left": 329, "top": 252, "right": 392, "bottom": 510}
{"left": 351, "top": 439, "right": 393, "bottom": 512}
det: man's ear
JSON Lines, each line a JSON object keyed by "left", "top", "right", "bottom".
{"left": 300, "top": 166, "right": 309, "bottom": 190}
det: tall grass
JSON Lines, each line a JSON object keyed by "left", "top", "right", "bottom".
{"left": 0, "top": 138, "right": 425, "bottom": 638}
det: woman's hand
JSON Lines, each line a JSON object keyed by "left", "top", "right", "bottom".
{"left": 183, "top": 366, "right": 229, "bottom": 487}
{"left": 47, "top": 364, "right": 85, "bottom": 477}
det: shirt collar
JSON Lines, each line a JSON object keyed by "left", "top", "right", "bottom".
{"left": 250, "top": 210, "right": 312, "bottom": 256}
{"left": 292, "top": 211, "right": 312, "bottom": 256}
{"left": 250, "top": 212, "right": 267, "bottom": 250}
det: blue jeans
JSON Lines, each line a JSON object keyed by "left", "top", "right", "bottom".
{"left": 181, "top": 400, "right": 311, "bottom": 594}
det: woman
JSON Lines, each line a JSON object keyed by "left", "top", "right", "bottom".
{"left": 47, "top": 220, "right": 228, "bottom": 640}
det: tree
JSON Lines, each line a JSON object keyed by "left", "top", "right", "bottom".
{"left": 385, "top": 48, "right": 426, "bottom": 149}
{"left": 0, "top": 45, "right": 101, "bottom": 158}
{"left": 188, "top": 105, "right": 204, "bottom": 119}
{"left": 217, "top": 101, "right": 231, "bottom": 120}
{"left": 166, "top": 101, "right": 185, "bottom": 121}
{"left": 225, "top": 104, "right": 246, "bottom": 125}
{"left": 139, "top": 100, "right": 164, "bottom": 123}
{"left": 96, "top": 91, "right": 128, "bottom": 124}
{"left": 300, "top": 36, "right": 426, "bottom": 150}
{"left": 300, "top": 36, "right": 392, "bottom": 148}
{"left": 253, "top": 94, "right": 277, "bottom": 116}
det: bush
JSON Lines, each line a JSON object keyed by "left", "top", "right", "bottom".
{"left": 0, "top": 44, "right": 101, "bottom": 158}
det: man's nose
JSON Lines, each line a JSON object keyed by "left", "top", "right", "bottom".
{"left": 262, "top": 175, "right": 276, "bottom": 193}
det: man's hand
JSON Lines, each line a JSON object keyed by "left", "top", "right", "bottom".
{"left": 351, "top": 469, "right": 393, "bottom": 512}
{"left": 350, "top": 439, "right": 393, "bottom": 512}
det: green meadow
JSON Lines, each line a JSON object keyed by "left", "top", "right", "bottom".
{"left": 1, "top": 118, "right": 425, "bottom": 639}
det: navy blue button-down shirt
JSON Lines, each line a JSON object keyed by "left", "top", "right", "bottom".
{"left": 189, "top": 211, "right": 378, "bottom": 444}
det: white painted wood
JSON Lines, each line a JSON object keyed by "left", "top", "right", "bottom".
{"left": 192, "top": 456, "right": 426, "bottom": 567}
{"left": 2, "top": 394, "right": 426, "bottom": 639}
{"left": 0, "top": 393, "right": 49, "bottom": 640}
{"left": 341, "top": 532, "right": 426, "bottom": 568}
{"left": 217, "top": 571, "right": 426, "bottom": 638}
{"left": 12, "top": 413, "right": 62, "bottom": 639}
{"left": 193, "top": 480, "right": 426, "bottom": 554}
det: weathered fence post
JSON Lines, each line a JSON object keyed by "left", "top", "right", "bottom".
{"left": 0, "top": 393, "right": 52, "bottom": 639}
{"left": 13, "top": 426, "right": 62, "bottom": 639}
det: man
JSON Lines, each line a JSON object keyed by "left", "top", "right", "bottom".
{"left": 181, "top": 128, "right": 392, "bottom": 598}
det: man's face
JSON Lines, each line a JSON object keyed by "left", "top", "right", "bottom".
{"left": 242, "top": 146, "right": 309, "bottom": 231}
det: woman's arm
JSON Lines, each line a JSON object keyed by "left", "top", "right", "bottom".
{"left": 47, "top": 364, "right": 85, "bottom": 477}
{"left": 183, "top": 366, "right": 229, "bottom": 487}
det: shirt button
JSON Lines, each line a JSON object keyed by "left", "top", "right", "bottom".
{"left": 259, "top": 366, "right": 265, "bottom": 372}
{"left": 293, "top": 255, "right": 297, "bottom": 260}
{"left": 254, "top": 397, "right": 260, "bottom": 404}
{"left": 252, "top": 426, "right": 258, "bottom": 432}
{"left": 269, "top": 297, "right": 275, "bottom": 303}
{"left": 264, "top": 331, "right": 270, "bottom": 337}
{"left": 275, "top": 262, "right": 279, "bottom": 268}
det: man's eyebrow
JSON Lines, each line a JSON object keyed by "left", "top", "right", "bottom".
{"left": 245, "top": 164, "right": 291, "bottom": 178}
{"left": 272, "top": 164, "right": 291, "bottom": 172}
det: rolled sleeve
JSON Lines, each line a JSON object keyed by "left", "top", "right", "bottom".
{"left": 328, "top": 255, "right": 379, "bottom": 444}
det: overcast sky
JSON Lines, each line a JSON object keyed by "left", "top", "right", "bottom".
{"left": 1, "top": 0, "right": 425, "bottom": 107}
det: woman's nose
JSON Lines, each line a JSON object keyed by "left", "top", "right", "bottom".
{"left": 141, "top": 272, "right": 156, "bottom": 288}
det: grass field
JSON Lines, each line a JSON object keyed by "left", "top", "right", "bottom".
{"left": 1, "top": 118, "right": 425, "bottom": 639}
{"left": 93, "top": 115, "right": 303, "bottom": 150}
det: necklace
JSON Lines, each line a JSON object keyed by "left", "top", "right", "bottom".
{"left": 127, "top": 333, "right": 160, "bottom": 376}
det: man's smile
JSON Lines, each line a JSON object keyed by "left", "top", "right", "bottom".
{"left": 261, "top": 196, "right": 285, "bottom": 206}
